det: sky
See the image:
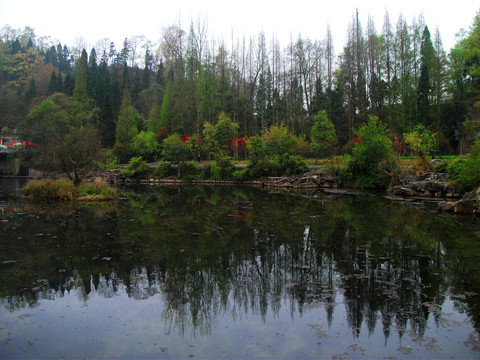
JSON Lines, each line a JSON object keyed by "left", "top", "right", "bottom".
{"left": 0, "top": 0, "right": 478, "bottom": 55}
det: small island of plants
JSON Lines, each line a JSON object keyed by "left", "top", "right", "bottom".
{"left": 23, "top": 177, "right": 117, "bottom": 201}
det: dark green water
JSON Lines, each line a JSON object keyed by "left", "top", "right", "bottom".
{"left": 1, "top": 179, "right": 480, "bottom": 359}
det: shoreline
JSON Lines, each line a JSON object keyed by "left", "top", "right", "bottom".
{"left": 4, "top": 170, "right": 478, "bottom": 215}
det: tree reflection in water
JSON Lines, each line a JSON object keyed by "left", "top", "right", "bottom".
{"left": 1, "top": 183, "right": 480, "bottom": 344}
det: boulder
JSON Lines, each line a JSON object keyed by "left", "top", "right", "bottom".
{"left": 263, "top": 171, "right": 342, "bottom": 189}
{"left": 389, "top": 172, "right": 454, "bottom": 198}
{"left": 438, "top": 201, "right": 456, "bottom": 212}
{"left": 454, "top": 199, "right": 477, "bottom": 214}
{"left": 454, "top": 187, "right": 480, "bottom": 214}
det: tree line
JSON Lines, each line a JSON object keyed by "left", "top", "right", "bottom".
{"left": 0, "top": 10, "right": 479, "bottom": 165}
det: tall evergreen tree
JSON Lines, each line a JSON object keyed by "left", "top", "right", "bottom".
{"left": 147, "top": 103, "right": 162, "bottom": 134}
{"left": 99, "top": 60, "right": 115, "bottom": 147}
{"left": 87, "top": 48, "right": 100, "bottom": 101}
{"left": 60, "top": 44, "right": 72, "bottom": 72}
{"left": 112, "top": 78, "right": 122, "bottom": 121}
{"left": 44, "top": 45, "right": 58, "bottom": 66}
{"left": 25, "top": 77, "right": 37, "bottom": 104}
{"left": 142, "top": 48, "right": 153, "bottom": 90}
{"left": 48, "top": 71, "right": 58, "bottom": 95}
{"left": 122, "top": 61, "right": 130, "bottom": 93}
{"left": 160, "top": 81, "right": 175, "bottom": 133}
{"left": 155, "top": 59, "right": 166, "bottom": 88}
{"left": 417, "top": 26, "right": 435, "bottom": 126}
{"left": 73, "top": 49, "right": 88, "bottom": 103}
{"left": 115, "top": 86, "right": 139, "bottom": 160}
{"left": 64, "top": 72, "right": 74, "bottom": 96}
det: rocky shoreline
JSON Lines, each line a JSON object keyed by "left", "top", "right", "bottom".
{"left": 94, "top": 168, "right": 479, "bottom": 215}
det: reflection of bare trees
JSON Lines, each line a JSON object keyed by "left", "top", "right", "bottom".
{"left": 1, "top": 185, "right": 479, "bottom": 343}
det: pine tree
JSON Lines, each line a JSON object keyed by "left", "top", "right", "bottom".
{"left": 99, "top": 60, "right": 115, "bottom": 147}
{"left": 122, "top": 61, "right": 129, "bottom": 93}
{"left": 160, "top": 81, "right": 175, "bottom": 133}
{"left": 417, "top": 26, "right": 435, "bottom": 126}
{"left": 87, "top": 48, "right": 99, "bottom": 100}
{"left": 115, "top": 86, "right": 139, "bottom": 160}
{"left": 44, "top": 45, "right": 58, "bottom": 66}
{"left": 155, "top": 59, "right": 166, "bottom": 88}
{"left": 73, "top": 49, "right": 88, "bottom": 103}
{"left": 25, "top": 77, "right": 37, "bottom": 103}
{"left": 148, "top": 103, "right": 162, "bottom": 134}
{"left": 60, "top": 44, "right": 72, "bottom": 72}
{"left": 64, "top": 73, "right": 74, "bottom": 96}
{"left": 143, "top": 48, "right": 153, "bottom": 90}
{"left": 112, "top": 78, "right": 122, "bottom": 120}
{"left": 48, "top": 71, "right": 58, "bottom": 95}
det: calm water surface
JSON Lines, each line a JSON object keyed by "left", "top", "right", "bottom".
{"left": 1, "top": 179, "right": 480, "bottom": 359}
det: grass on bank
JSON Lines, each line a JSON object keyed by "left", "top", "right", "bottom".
{"left": 23, "top": 178, "right": 117, "bottom": 201}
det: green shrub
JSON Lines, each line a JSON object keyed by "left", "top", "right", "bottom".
{"left": 77, "top": 178, "right": 117, "bottom": 199}
{"left": 246, "top": 134, "right": 266, "bottom": 161}
{"left": 341, "top": 141, "right": 356, "bottom": 155}
{"left": 446, "top": 157, "right": 465, "bottom": 179}
{"left": 246, "top": 154, "right": 309, "bottom": 178}
{"left": 133, "top": 130, "right": 160, "bottom": 162}
{"left": 202, "top": 161, "right": 222, "bottom": 180}
{"left": 122, "top": 156, "right": 152, "bottom": 179}
{"left": 201, "top": 156, "right": 236, "bottom": 180}
{"left": 264, "top": 125, "right": 299, "bottom": 156}
{"left": 346, "top": 115, "right": 398, "bottom": 189}
{"left": 247, "top": 157, "right": 281, "bottom": 178}
{"left": 210, "top": 161, "right": 222, "bottom": 180}
{"left": 154, "top": 161, "right": 174, "bottom": 178}
{"left": 447, "top": 142, "right": 480, "bottom": 193}
{"left": 278, "top": 153, "right": 309, "bottom": 175}
{"left": 433, "top": 159, "right": 450, "bottom": 173}
{"left": 179, "top": 161, "right": 200, "bottom": 181}
{"left": 200, "top": 162, "right": 212, "bottom": 179}
{"left": 233, "top": 168, "right": 250, "bottom": 181}
{"left": 327, "top": 155, "right": 347, "bottom": 177}
{"left": 297, "top": 138, "right": 312, "bottom": 158}
{"left": 312, "top": 142, "right": 335, "bottom": 159}
{"left": 214, "top": 155, "right": 236, "bottom": 179}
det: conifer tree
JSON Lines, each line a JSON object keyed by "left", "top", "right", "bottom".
{"left": 72, "top": 49, "right": 91, "bottom": 127}
{"left": 160, "top": 81, "right": 175, "bottom": 133}
{"left": 148, "top": 103, "right": 162, "bottom": 134}
{"left": 48, "top": 71, "right": 58, "bottom": 95}
{"left": 417, "top": 26, "right": 435, "bottom": 126}
{"left": 64, "top": 73, "right": 74, "bottom": 96}
{"left": 25, "top": 77, "right": 37, "bottom": 103}
{"left": 73, "top": 49, "right": 88, "bottom": 103}
{"left": 115, "top": 86, "right": 139, "bottom": 160}
{"left": 87, "top": 48, "right": 99, "bottom": 100}
{"left": 99, "top": 60, "right": 115, "bottom": 147}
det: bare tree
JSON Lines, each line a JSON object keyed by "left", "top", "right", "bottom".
{"left": 325, "top": 25, "right": 334, "bottom": 91}
{"left": 128, "top": 35, "right": 146, "bottom": 67}
{"left": 95, "top": 38, "right": 111, "bottom": 64}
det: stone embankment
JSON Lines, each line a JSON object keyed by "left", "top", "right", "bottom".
{"left": 388, "top": 172, "right": 457, "bottom": 198}
{"left": 388, "top": 172, "right": 480, "bottom": 215}
{"left": 100, "top": 169, "right": 343, "bottom": 189}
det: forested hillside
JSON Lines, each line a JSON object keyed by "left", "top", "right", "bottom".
{"left": 0, "top": 11, "right": 479, "bottom": 159}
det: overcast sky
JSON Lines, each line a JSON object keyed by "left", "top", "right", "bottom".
{"left": 0, "top": 0, "right": 478, "bottom": 55}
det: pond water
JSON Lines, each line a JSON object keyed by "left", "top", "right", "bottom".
{"left": 1, "top": 179, "right": 480, "bottom": 359}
